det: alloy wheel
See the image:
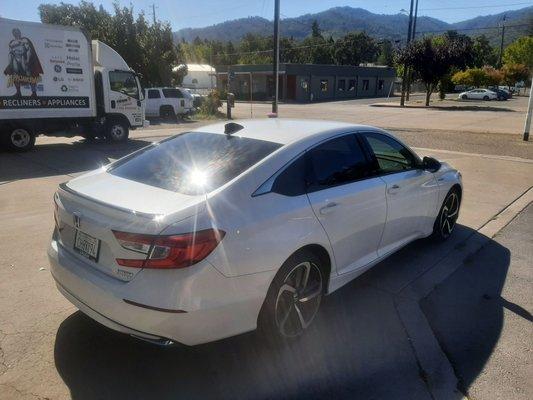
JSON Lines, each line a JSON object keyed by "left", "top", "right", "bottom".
{"left": 440, "top": 192, "right": 459, "bottom": 238}
{"left": 274, "top": 261, "right": 323, "bottom": 338}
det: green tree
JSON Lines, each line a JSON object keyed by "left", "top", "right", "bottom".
{"left": 333, "top": 32, "right": 379, "bottom": 66}
{"left": 501, "top": 63, "right": 529, "bottom": 88}
{"left": 452, "top": 68, "right": 488, "bottom": 87}
{"left": 503, "top": 37, "right": 533, "bottom": 70}
{"left": 472, "top": 35, "right": 497, "bottom": 67}
{"left": 396, "top": 33, "right": 473, "bottom": 106}
{"left": 377, "top": 40, "right": 394, "bottom": 66}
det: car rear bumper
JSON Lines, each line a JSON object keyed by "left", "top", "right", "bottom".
{"left": 48, "top": 239, "right": 274, "bottom": 345}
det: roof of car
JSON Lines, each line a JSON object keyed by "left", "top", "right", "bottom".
{"left": 192, "top": 119, "right": 378, "bottom": 145}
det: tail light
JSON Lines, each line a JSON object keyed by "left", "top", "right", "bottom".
{"left": 53, "top": 193, "right": 60, "bottom": 229}
{"left": 113, "top": 229, "right": 225, "bottom": 269}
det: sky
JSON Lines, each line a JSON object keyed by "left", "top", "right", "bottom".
{"left": 1, "top": 0, "right": 531, "bottom": 30}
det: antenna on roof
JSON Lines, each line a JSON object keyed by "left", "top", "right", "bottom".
{"left": 224, "top": 122, "right": 244, "bottom": 136}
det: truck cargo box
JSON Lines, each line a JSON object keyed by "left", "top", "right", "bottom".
{"left": 0, "top": 18, "right": 96, "bottom": 120}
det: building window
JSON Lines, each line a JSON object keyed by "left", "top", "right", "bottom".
{"left": 378, "top": 80, "right": 384, "bottom": 90}
{"left": 348, "top": 79, "right": 356, "bottom": 91}
{"left": 320, "top": 79, "right": 328, "bottom": 92}
{"left": 362, "top": 80, "right": 370, "bottom": 91}
{"left": 337, "top": 79, "right": 346, "bottom": 91}
{"left": 300, "top": 78, "right": 309, "bottom": 91}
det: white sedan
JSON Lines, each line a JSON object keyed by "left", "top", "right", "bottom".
{"left": 48, "top": 120, "right": 462, "bottom": 346}
{"left": 458, "top": 88, "right": 498, "bottom": 101}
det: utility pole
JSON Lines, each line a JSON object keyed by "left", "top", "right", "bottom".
{"left": 272, "top": 0, "right": 280, "bottom": 116}
{"left": 524, "top": 76, "right": 533, "bottom": 141}
{"left": 498, "top": 15, "right": 506, "bottom": 68}
{"left": 400, "top": 0, "right": 415, "bottom": 107}
{"left": 406, "top": 0, "right": 419, "bottom": 102}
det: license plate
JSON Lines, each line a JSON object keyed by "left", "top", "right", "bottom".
{"left": 74, "top": 229, "right": 100, "bottom": 262}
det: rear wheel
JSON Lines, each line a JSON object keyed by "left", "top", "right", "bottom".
{"left": 258, "top": 251, "right": 324, "bottom": 343}
{"left": 159, "top": 106, "right": 176, "bottom": 121}
{"left": 432, "top": 188, "right": 461, "bottom": 241}
{"left": 105, "top": 120, "right": 129, "bottom": 142}
{"left": 4, "top": 127, "right": 35, "bottom": 152}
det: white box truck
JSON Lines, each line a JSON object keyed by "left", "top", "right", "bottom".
{"left": 0, "top": 18, "right": 146, "bottom": 151}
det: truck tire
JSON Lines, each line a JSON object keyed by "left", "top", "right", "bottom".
{"left": 105, "top": 120, "right": 129, "bottom": 143}
{"left": 4, "top": 127, "right": 36, "bottom": 152}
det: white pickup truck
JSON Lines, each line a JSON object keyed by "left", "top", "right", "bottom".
{"left": 144, "top": 87, "right": 194, "bottom": 120}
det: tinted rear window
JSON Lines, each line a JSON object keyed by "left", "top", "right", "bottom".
{"left": 108, "top": 132, "right": 282, "bottom": 195}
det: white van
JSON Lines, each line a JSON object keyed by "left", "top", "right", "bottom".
{"left": 144, "top": 87, "right": 194, "bottom": 119}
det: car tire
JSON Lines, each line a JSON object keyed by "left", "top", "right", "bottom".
{"left": 258, "top": 250, "right": 325, "bottom": 345}
{"left": 431, "top": 187, "right": 461, "bottom": 241}
{"left": 4, "top": 127, "right": 36, "bottom": 152}
{"left": 461, "top": 94, "right": 468, "bottom": 100}
{"left": 483, "top": 95, "right": 489, "bottom": 101}
{"left": 105, "top": 120, "right": 129, "bottom": 143}
{"left": 160, "top": 106, "right": 177, "bottom": 121}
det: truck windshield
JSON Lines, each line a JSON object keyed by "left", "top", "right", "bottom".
{"left": 109, "top": 71, "right": 139, "bottom": 99}
{"left": 108, "top": 132, "right": 282, "bottom": 195}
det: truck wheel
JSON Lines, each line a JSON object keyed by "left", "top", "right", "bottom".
{"left": 5, "top": 127, "right": 36, "bottom": 152}
{"left": 106, "top": 120, "right": 129, "bottom": 143}
{"left": 160, "top": 106, "right": 176, "bottom": 121}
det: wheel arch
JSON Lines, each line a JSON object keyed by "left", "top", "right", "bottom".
{"left": 284, "top": 244, "right": 333, "bottom": 294}
{"left": 106, "top": 113, "right": 131, "bottom": 128}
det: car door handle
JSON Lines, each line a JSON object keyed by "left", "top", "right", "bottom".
{"left": 319, "top": 202, "right": 338, "bottom": 214}
{"left": 387, "top": 184, "right": 400, "bottom": 194}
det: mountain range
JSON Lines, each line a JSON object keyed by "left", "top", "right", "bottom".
{"left": 174, "top": 6, "right": 533, "bottom": 46}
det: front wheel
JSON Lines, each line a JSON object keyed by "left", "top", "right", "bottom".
{"left": 461, "top": 94, "right": 468, "bottom": 100}
{"left": 483, "top": 95, "right": 490, "bottom": 101}
{"left": 432, "top": 188, "right": 461, "bottom": 241}
{"left": 258, "top": 251, "right": 325, "bottom": 344}
{"left": 105, "top": 120, "right": 129, "bottom": 142}
{"left": 4, "top": 127, "right": 36, "bottom": 152}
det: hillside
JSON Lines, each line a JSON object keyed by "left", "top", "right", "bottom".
{"left": 174, "top": 5, "right": 533, "bottom": 46}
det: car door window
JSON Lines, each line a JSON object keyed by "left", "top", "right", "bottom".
{"left": 362, "top": 132, "right": 418, "bottom": 175}
{"left": 307, "top": 134, "right": 370, "bottom": 192}
{"left": 147, "top": 89, "right": 160, "bottom": 99}
{"left": 109, "top": 71, "right": 139, "bottom": 99}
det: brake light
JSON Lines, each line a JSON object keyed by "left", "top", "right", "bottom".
{"left": 113, "top": 229, "right": 225, "bottom": 269}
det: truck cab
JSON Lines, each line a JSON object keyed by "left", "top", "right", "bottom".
{"left": 92, "top": 41, "right": 146, "bottom": 141}
{"left": 144, "top": 87, "right": 194, "bottom": 120}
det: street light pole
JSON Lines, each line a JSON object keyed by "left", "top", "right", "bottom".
{"left": 524, "top": 76, "right": 532, "bottom": 141}
{"left": 272, "top": 0, "right": 280, "bottom": 116}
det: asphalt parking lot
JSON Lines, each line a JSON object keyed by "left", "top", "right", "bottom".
{"left": 0, "top": 95, "right": 532, "bottom": 399}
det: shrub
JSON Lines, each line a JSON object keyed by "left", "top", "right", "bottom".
{"left": 200, "top": 90, "right": 223, "bottom": 116}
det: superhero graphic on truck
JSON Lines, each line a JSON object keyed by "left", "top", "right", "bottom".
{"left": 3, "top": 28, "right": 44, "bottom": 98}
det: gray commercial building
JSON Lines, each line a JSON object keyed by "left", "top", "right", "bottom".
{"left": 216, "top": 63, "right": 396, "bottom": 103}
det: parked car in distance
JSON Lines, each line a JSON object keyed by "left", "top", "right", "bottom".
{"left": 144, "top": 87, "right": 194, "bottom": 120}
{"left": 48, "top": 119, "right": 462, "bottom": 346}
{"left": 487, "top": 87, "right": 511, "bottom": 101}
{"left": 458, "top": 88, "right": 498, "bottom": 101}
{"left": 182, "top": 88, "right": 205, "bottom": 108}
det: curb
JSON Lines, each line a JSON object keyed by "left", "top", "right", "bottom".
{"left": 395, "top": 187, "right": 533, "bottom": 400}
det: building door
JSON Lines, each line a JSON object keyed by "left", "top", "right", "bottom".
{"left": 286, "top": 75, "right": 296, "bottom": 100}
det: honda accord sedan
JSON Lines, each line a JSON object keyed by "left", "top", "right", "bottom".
{"left": 49, "top": 120, "right": 462, "bottom": 346}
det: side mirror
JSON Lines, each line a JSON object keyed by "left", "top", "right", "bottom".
{"left": 422, "top": 156, "right": 441, "bottom": 172}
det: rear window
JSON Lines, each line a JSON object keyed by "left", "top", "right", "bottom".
{"left": 108, "top": 132, "right": 282, "bottom": 195}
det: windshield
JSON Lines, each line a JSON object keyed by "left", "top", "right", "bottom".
{"left": 108, "top": 132, "right": 282, "bottom": 195}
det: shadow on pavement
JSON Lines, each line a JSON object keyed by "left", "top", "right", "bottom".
{"left": 0, "top": 138, "right": 151, "bottom": 182}
{"left": 53, "top": 226, "right": 509, "bottom": 400}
